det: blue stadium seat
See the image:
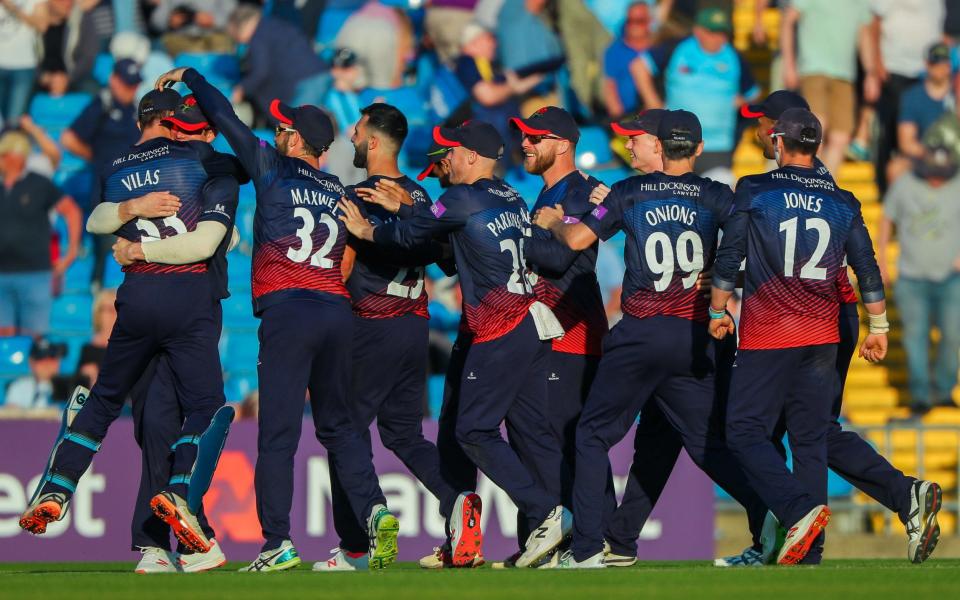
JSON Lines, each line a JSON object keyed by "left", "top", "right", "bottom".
{"left": 177, "top": 53, "right": 240, "bottom": 83}
{"left": 577, "top": 126, "right": 614, "bottom": 168}
{"left": 224, "top": 370, "right": 258, "bottom": 403}
{"left": 359, "top": 87, "right": 429, "bottom": 126}
{"left": 102, "top": 258, "right": 124, "bottom": 289}
{"left": 222, "top": 292, "right": 258, "bottom": 332}
{"left": 54, "top": 168, "right": 94, "bottom": 209}
{"left": 222, "top": 332, "right": 259, "bottom": 373}
{"left": 315, "top": 6, "right": 356, "bottom": 47}
{"left": 238, "top": 182, "right": 256, "bottom": 206}
{"left": 51, "top": 294, "right": 93, "bottom": 334}
{"left": 29, "top": 93, "right": 93, "bottom": 132}
{"left": 93, "top": 53, "right": 114, "bottom": 86}
{"left": 0, "top": 336, "right": 32, "bottom": 377}
{"left": 56, "top": 333, "right": 88, "bottom": 374}
{"left": 62, "top": 255, "right": 94, "bottom": 294}
{"left": 427, "top": 374, "right": 445, "bottom": 419}
{"left": 236, "top": 203, "right": 255, "bottom": 246}
{"left": 227, "top": 256, "right": 252, "bottom": 289}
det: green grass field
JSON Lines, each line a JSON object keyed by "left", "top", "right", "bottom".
{"left": 2, "top": 560, "right": 959, "bottom": 600}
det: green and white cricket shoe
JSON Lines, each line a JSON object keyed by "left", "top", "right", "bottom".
{"left": 760, "top": 511, "right": 785, "bottom": 565}
{"left": 367, "top": 504, "right": 400, "bottom": 570}
{"left": 239, "top": 540, "right": 301, "bottom": 572}
{"left": 179, "top": 538, "right": 227, "bottom": 572}
{"left": 135, "top": 547, "right": 180, "bottom": 573}
{"left": 552, "top": 549, "right": 605, "bottom": 569}
{"left": 313, "top": 547, "right": 369, "bottom": 571}
{"left": 713, "top": 547, "right": 763, "bottom": 567}
{"left": 906, "top": 480, "right": 942, "bottom": 563}
{"left": 602, "top": 540, "right": 637, "bottom": 567}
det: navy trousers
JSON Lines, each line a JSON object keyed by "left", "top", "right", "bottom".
{"left": 726, "top": 343, "right": 837, "bottom": 530}
{"left": 571, "top": 315, "right": 764, "bottom": 561}
{"left": 330, "top": 314, "right": 458, "bottom": 553}
{"left": 131, "top": 354, "right": 216, "bottom": 551}
{"left": 452, "top": 315, "right": 560, "bottom": 534}
{"left": 255, "top": 297, "right": 387, "bottom": 552}
{"left": 43, "top": 274, "right": 225, "bottom": 499}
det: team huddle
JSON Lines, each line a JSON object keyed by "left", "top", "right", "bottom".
{"left": 16, "top": 65, "right": 943, "bottom": 573}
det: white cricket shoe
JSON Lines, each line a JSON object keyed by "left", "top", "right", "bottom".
{"left": 778, "top": 505, "right": 831, "bottom": 565}
{"left": 760, "top": 511, "right": 784, "bottom": 565}
{"left": 313, "top": 547, "right": 369, "bottom": 571}
{"left": 238, "top": 540, "right": 301, "bottom": 572}
{"left": 179, "top": 538, "right": 227, "bottom": 572}
{"left": 906, "top": 480, "right": 942, "bottom": 564}
{"left": 515, "top": 506, "right": 571, "bottom": 568}
{"left": 552, "top": 549, "right": 606, "bottom": 569}
{"left": 135, "top": 547, "right": 180, "bottom": 573}
{"left": 714, "top": 547, "right": 763, "bottom": 567}
{"left": 602, "top": 541, "right": 637, "bottom": 567}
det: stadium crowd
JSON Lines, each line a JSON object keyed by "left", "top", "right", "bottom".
{"left": 0, "top": 0, "right": 958, "bottom": 420}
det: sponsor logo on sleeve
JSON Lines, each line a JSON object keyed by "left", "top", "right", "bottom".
{"left": 591, "top": 205, "right": 608, "bottom": 219}
{"left": 431, "top": 202, "right": 446, "bottom": 218}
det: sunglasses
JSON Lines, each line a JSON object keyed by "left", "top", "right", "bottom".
{"left": 275, "top": 125, "right": 296, "bottom": 136}
{"left": 523, "top": 133, "right": 562, "bottom": 145}
{"left": 627, "top": 17, "right": 651, "bottom": 25}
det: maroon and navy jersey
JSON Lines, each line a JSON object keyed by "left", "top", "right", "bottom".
{"left": 183, "top": 68, "right": 361, "bottom": 314}
{"left": 346, "top": 175, "right": 436, "bottom": 319}
{"left": 526, "top": 171, "right": 608, "bottom": 356}
{"left": 581, "top": 171, "right": 734, "bottom": 323}
{"left": 713, "top": 166, "right": 884, "bottom": 350}
{"left": 101, "top": 138, "right": 239, "bottom": 277}
{"left": 373, "top": 178, "right": 535, "bottom": 343}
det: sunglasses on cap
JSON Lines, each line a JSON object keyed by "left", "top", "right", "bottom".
{"left": 523, "top": 133, "right": 562, "bottom": 145}
{"left": 275, "top": 125, "right": 296, "bottom": 136}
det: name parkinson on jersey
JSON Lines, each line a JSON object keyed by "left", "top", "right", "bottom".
{"left": 112, "top": 145, "right": 171, "bottom": 166}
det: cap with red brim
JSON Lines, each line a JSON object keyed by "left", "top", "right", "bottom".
{"left": 269, "top": 98, "right": 335, "bottom": 151}
{"left": 416, "top": 143, "right": 450, "bottom": 180}
{"left": 740, "top": 90, "right": 809, "bottom": 120}
{"left": 509, "top": 106, "right": 580, "bottom": 143}
{"left": 161, "top": 95, "right": 210, "bottom": 132}
{"left": 433, "top": 121, "right": 503, "bottom": 160}
{"left": 610, "top": 109, "right": 667, "bottom": 137}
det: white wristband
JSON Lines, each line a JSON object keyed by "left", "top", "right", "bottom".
{"left": 868, "top": 311, "right": 889, "bottom": 335}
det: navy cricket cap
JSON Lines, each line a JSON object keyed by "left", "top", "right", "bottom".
{"left": 610, "top": 108, "right": 667, "bottom": 137}
{"left": 510, "top": 106, "right": 580, "bottom": 143}
{"left": 30, "top": 337, "right": 66, "bottom": 360}
{"left": 417, "top": 140, "right": 450, "bottom": 180}
{"left": 138, "top": 88, "right": 181, "bottom": 121}
{"left": 270, "top": 99, "right": 335, "bottom": 152}
{"left": 927, "top": 42, "right": 951, "bottom": 64}
{"left": 772, "top": 108, "right": 823, "bottom": 145}
{"left": 657, "top": 109, "right": 702, "bottom": 144}
{"left": 161, "top": 95, "right": 211, "bottom": 132}
{"left": 433, "top": 121, "right": 504, "bottom": 160}
{"left": 741, "top": 90, "right": 809, "bottom": 120}
{"left": 112, "top": 58, "right": 142, "bottom": 86}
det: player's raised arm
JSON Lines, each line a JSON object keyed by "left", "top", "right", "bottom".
{"left": 156, "top": 67, "right": 273, "bottom": 180}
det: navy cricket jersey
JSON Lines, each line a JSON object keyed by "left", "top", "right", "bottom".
{"left": 373, "top": 178, "right": 536, "bottom": 343}
{"left": 346, "top": 175, "right": 436, "bottom": 319}
{"left": 714, "top": 166, "right": 884, "bottom": 350}
{"left": 101, "top": 138, "right": 241, "bottom": 279}
{"left": 184, "top": 68, "right": 362, "bottom": 314}
{"left": 581, "top": 171, "right": 734, "bottom": 323}
{"left": 526, "top": 171, "right": 608, "bottom": 356}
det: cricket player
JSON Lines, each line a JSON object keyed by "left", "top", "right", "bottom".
{"left": 338, "top": 121, "right": 571, "bottom": 568}
{"left": 155, "top": 67, "right": 399, "bottom": 572}
{"left": 316, "top": 103, "right": 482, "bottom": 571}
{"left": 710, "top": 108, "right": 888, "bottom": 565}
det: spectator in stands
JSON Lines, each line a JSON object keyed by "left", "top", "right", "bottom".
{"left": 455, "top": 22, "right": 543, "bottom": 166}
{"left": 60, "top": 58, "right": 141, "bottom": 206}
{"left": 335, "top": 0, "right": 412, "bottom": 91}
{"left": 0, "top": 0, "right": 48, "bottom": 126}
{"left": 425, "top": 0, "right": 478, "bottom": 67}
{"left": 496, "top": 0, "right": 563, "bottom": 110}
{"left": 323, "top": 48, "right": 366, "bottom": 185}
{"left": 878, "top": 145, "right": 960, "bottom": 415}
{"left": 780, "top": 0, "right": 877, "bottom": 174}
{"left": 3, "top": 336, "right": 69, "bottom": 409}
{"left": 74, "top": 287, "right": 115, "bottom": 388}
{"left": 149, "top": 0, "right": 236, "bottom": 56}
{"left": 886, "top": 43, "right": 955, "bottom": 185}
{"left": 631, "top": 7, "right": 759, "bottom": 179}
{"left": 0, "top": 130, "right": 81, "bottom": 337}
{"left": 226, "top": 4, "right": 328, "bottom": 115}
{"left": 603, "top": 2, "right": 655, "bottom": 120}
{"left": 869, "top": 0, "right": 946, "bottom": 195}
{"left": 19, "top": 114, "right": 62, "bottom": 176}
{"left": 39, "top": 0, "right": 114, "bottom": 95}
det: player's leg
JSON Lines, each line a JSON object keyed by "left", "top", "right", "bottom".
{"left": 21, "top": 284, "right": 160, "bottom": 533}
{"left": 603, "top": 402, "right": 683, "bottom": 562}
{"left": 153, "top": 289, "right": 227, "bottom": 554}
{"left": 306, "top": 299, "right": 397, "bottom": 570}
{"left": 244, "top": 301, "right": 314, "bottom": 571}
{"left": 436, "top": 334, "right": 477, "bottom": 496}
{"left": 565, "top": 316, "right": 665, "bottom": 567}
{"left": 454, "top": 316, "right": 561, "bottom": 566}
{"left": 781, "top": 344, "right": 836, "bottom": 564}
{"left": 725, "top": 347, "right": 828, "bottom": 565}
